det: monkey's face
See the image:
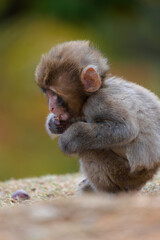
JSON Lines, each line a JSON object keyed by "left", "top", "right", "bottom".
{"left": 36, "top": 42, "right": 104, "bottom": 135}
{"left": 38, "top": 64, "right": 102, "bottom": 134}
{"left": 42, "top": 87, "right": 71, "bottom": 134}
{"left": 46, "top": 89, "right": 69, "bottom": 123}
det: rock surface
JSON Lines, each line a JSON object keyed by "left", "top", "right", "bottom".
{"left": 0, "top": 195, "right": 160, "bottom": 240}
{"left": 0, "top": 173, "right": 160, "bottom": 239}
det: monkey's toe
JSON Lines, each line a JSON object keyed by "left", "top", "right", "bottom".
{"left": 77, "top": 179, "right": 94, "bottom": 194}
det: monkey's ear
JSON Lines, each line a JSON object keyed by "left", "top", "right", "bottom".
{"left": 81, "top": 65, "right": 101, "bottom": 92}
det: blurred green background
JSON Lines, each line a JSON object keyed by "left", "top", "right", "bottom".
{"left": 0, "top": 0, "right": 159, "bottom": 180}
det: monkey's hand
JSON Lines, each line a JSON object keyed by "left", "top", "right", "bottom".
{"left": 58, "top": 123, "right": 81, "bottom": 154}
{"left": 59, "top": 116, "right": 139, "bottom": 154}
{"left": 46, "top": 113, "right": 69, "bottom": 139}
{"left": 59, "top": 121, "right": 105, "bottom": 154}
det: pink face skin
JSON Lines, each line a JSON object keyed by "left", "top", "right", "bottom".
{"left": 46, "top": 89, "right": 69, "bottom": 124}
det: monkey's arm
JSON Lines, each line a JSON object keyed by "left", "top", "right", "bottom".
{"left": 59, "top": 109, "right": 139, "bottom": 154}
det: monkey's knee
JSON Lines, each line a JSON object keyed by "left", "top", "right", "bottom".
{"left": 77, "top": 178, "right": 94, "bottom": 194}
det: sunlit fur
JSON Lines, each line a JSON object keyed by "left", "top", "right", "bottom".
{"left": 45, "top": 113, "right": 59, "bottom": 139}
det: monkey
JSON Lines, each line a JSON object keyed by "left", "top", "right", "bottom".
{"left": 35, "top": 40, "right": 160, "bottom": 193}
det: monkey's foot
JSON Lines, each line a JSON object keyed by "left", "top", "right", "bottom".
{"left": 77, "top": 178, "right": 94, "bottom": 194}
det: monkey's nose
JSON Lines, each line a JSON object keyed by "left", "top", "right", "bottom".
{"left": 50, "top": 107, "right": 54, "bottom": 113}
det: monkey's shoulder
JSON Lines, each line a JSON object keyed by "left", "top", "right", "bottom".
{"left": 84, "top": 76, "right": 160, "bottom": 119}
{"left": 105, "top": 77, "right": 160, "bottom": 102}
{"left": 84, "top": 77, "right": 138, "bottom": 110}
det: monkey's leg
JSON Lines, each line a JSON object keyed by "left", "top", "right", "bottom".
{"left": 80, "top": 150, "right": 158, "bottom": 193}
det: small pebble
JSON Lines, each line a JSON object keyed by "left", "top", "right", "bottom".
{"left": 11, "top": 189, "right": 30, "bottom": 201}
{"left": 46, "top": 193, "right": 54, "bottom": 198}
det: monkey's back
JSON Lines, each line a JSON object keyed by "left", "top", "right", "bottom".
{"left": 86, "top": 77, "right": 160, "bottom": 172}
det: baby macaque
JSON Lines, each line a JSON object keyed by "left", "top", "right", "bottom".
{"left": 35, "top": 40, "right": 160, "bottom": 193}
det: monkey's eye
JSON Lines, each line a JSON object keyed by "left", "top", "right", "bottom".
{"left": 41, "top": 87, "right": 46, "bottom": 93}
{"left": 57, "top": 95, "right": 69, "bottom": 109}
{"left": 46, "top": 89, "right": 56, "bottom": 97}
{"left": 57, "top": 95, "right": 65, "bottom": 106}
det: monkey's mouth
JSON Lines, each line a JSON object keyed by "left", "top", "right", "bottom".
{"left": 53, "top": 112, "right": 71, "bottom": 133}
{"left": 50, "top": 117, "right": 70, "bottom": 134}
{"left": 54, "top": 113, "right": 70, "bottom": 124}
{"left": 56, "top": 120, "right": 70, "bottom": 134}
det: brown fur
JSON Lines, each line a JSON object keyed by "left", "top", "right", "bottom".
{"left": 35, "top": 41, "right": 160, "bottom": 193}
{"left": 35, "top": 41, "right": 109, "bottom": 117}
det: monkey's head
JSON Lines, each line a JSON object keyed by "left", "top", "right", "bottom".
{"left": 35, "top": 41, "right": 109, "bottom": 135}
